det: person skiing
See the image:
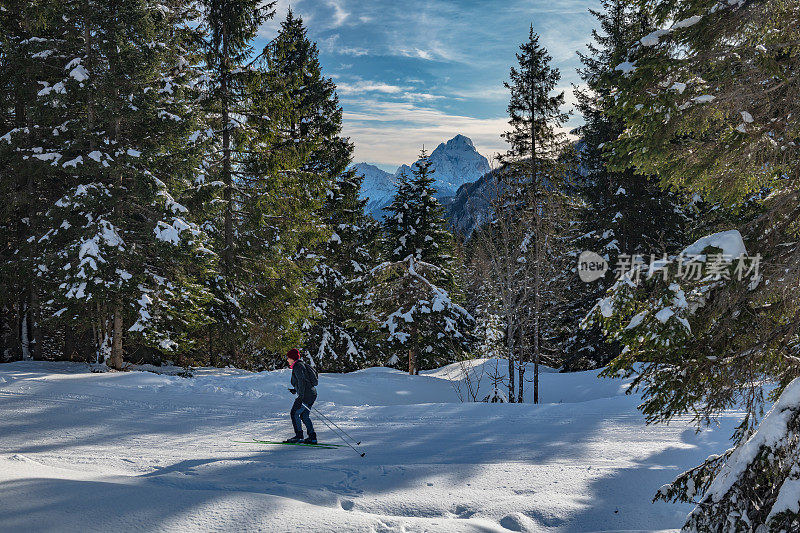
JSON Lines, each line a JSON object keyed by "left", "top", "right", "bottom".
{"left": 284, "top": 348, "right": 319, "bottom": 444}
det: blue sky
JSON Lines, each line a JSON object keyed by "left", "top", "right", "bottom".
{"left": 257, "top": 0, "right": 600, "bottom": 171}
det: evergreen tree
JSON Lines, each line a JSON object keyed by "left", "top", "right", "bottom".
{"left": 383, "top": 170, "right": 415, "bottom": 260}
{"left": 303, "top": 172, "right": 381, "bottom": 371}
{"left": 200, "top": 6, "right": 340, "bottom": 366}
{"left": 600, "top": 0, "right": 800, "bottom": 446}
{"left": 394, "top": 152, "right": 455, "bottom": 268}
{"left": 266, "top": 11, "right": 351, "bottom": 185}
{"left": 592, "top": 0, "right": 800, "bottom": 528}
{"left": 497, "top": 26, "right": 570, "bottom": 403}
{"left": 373, "top": 150, "right": 473, "bottom": 374}
{"left": 257, "top": 11, "right": 377, "bottom": 372}
{"left": 28, "top": 0, "right": 215, "bottom": 369}
{"left": 566, "top": 0, "right": 691, "bottom": 371}
{"left": 242, "top": 10, "right": 347, "bottom": 366}
{"left": 0, "top": 0, "right": 65, "bottom": 361}
{"left": 198, "top": 0, "right": 275, "bottom": 363}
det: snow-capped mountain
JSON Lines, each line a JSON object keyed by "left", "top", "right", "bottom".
{"left": 353, "top": 134, "right": 491, "bottom": 219}
{"left": 423, "top": 134, "right": 491, "bottom": 196}
{"left": 352, "top": 163, "right": 397, "bottom": 218}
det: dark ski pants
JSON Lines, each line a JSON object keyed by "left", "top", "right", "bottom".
{"left": 290, "top": 396, "right": 315, "bottom": 436}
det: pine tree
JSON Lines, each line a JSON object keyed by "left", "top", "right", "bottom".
{"left": 198, "top": 0, "right": 275, "bottom": 363}
{"left": 303, "top": 171, "right": 381, "bottom": 371}
{"left": 237, "top": 10, "right": 345, "bottom": 366}
{"left": 383, "top": 170, "right": 415, "bottom": 261}
{"left": 599, "top": 0, "right": 800, "bottom": 448}
{"left": 245, "top": 11, "right": 379, "bottom": 372}
{"left": 592, "top": 0, "right": 800, "bottom": 528}
{"left": 383, "top": 152, "right": 456, "bottom": 271}
{"left": 565, "top": 0, "right": 692, "bottom": 371}
{"left": 496, "top": 26, "right": 570, "bottom": 403}
{"left": 266, "top": 11, "right": 351, "bottom": 186}
{"left": 28, "top": 0, "right": 215, "bottom": 369}
{"left": 373, "top": 150, "right": 474, "bottom": 374}
{"left": 0, "top": 0, "right": 65, "bottom": 361}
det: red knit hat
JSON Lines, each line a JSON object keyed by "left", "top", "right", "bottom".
{"left": 286, "top": 348, "right": 300, "bottom": 361}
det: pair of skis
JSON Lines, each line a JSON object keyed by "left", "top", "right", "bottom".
{"left": 232, "top": 439, "right": 344, "bottom": 450}
{"left": 236, "top": 403, "right": 366, "bottom": 457}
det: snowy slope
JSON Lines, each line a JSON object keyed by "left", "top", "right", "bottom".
{"left": 0, "top": 360, "right": 743, "bottom": 532}
{"left": 352, "top": 163, "right": 396, "bottom": 220}
{"left": 354, "top": 135, "right": 491, "bottom": 219}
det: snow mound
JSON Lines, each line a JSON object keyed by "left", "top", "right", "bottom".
{"left": 681, "top": 229, "right": 747, "bottom": 258}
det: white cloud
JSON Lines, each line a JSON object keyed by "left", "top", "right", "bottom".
{"left": 342, "top": 99, "right": 505, "bottom": 165}
{"left": 343, "top": 97, "right": 577, "bottom": 167}
{"left": 451, "top": 84, "right": 509, "bottom": 100}
{"left": 337, "top": 81, "right": 406, "bottom": 95}
{"left": 318, "top": 34, "right": 372, "bottom": 57}
{"left": 403, "top": 92, "right": 445, "bottom": 102}
{"left": 326, "top": 0, "right": 350, "bottom": 28}
{"left": 256, "top": 0, "right": 593, "bottom": 166}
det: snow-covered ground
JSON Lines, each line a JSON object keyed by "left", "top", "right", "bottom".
{"left": 0, "top": 359, "right": 742, "bottom": 532}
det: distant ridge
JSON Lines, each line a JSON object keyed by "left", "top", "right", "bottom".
{"left": 353, "top": 134, "right": 490, "bottom": 219}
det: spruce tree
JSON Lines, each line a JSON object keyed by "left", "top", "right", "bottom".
{"left": 237, "top": 10, "right": 344, "bottom": 366}
{"left": 373, "top": 150, "right": 473, "bottom": 374}
{"left": 198, "top": 0, "right": 275, "bottom": 363}
{"left": 497, "top": 26, "right": 570, "bottom": 403}
{"left": 266, "top": 11, "right": 351, "bottom": 185}
{"left": 566, "top": 0, "right": 691, "bottom": 371}
{"left": 29, "top": 0, "right": 215, "bottom": 369}
{"left": 383, "top": 170, "right": 415, "bottom": 261}
{"left": 598, "top": 0, "right": 800, "bottom": 446}
{"left": 592, "top": 0, "right": 800, "bottom": 528}
{"left": 386, "top": 150, "right": 456, "bottom": 269}
{"left": 303, "top": 171, "right": 381, "bottom": 371}
{"left": 0, "top": 0, "right": 65, "bottom": 361}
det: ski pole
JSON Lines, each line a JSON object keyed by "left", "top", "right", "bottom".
{"left": 302, "top": 403, "right": 365, "bottom": 457}
{"left": 305, "top": 403, "right": 361, "bottom": 445}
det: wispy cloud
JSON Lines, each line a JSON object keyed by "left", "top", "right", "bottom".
{"left": 325, "top": 0, "right": 350, "bottom": 28}
{"left": 317, "top": 34, "right": 372, "bottom": 57}
{"left": 342, "top": 99, "right": 508, "bottom": 165}
{"left": 337, "top": 80, "right": 407, "bottom": 95}
{"left": 256, "top": 0, "right": 599, "bottom": 167}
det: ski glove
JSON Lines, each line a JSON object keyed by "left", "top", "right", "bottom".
{"left": 288, "top": 388, "right": 296, "bottom": 394}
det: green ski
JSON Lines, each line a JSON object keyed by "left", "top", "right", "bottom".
{"left": 232, "top": 439, "right": 344, "bottom": 449}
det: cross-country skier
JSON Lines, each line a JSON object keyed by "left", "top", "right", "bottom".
{"left": 284, "top": 348, "right": 319, "bottom": 444}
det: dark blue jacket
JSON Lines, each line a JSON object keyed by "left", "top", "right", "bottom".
{"left": 290, "top": 359, "right": 318, "bottom": 402}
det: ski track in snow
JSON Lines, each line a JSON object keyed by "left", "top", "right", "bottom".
{"left": 0, "top": 360, "right": 742, "bottom": 532}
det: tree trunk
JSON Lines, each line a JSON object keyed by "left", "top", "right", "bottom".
{"left": 20, "top": 305, "right": 30, "bottom": 360}
{"left": 110, "top": 301, "right": 124, "bottom": 370}
{"left": 507, "top": 322, "right": 515, "bottom": 402}
{"left": 518, "top": 327, "right": 525, "bottom": 403}
{"left": 533, "top": 205, "right": 541, "bottom": 405}
{"left": 220, "top": 24, "right": 237, "bottom": 362}
{"left": 222, "top": 24, "right": 234, "bottom": 281}
{"left": 30, "top": 288, "right": 41, "bottom": 360}
{"left": 64, "top": 325, "right": 75, "bottom": 361}
{"left": 109, "top": 40, "right": 124, "bottom": 370}
{"left": 409, "top": 325, "right": 417, "bottom": 375}
{"left": 96, "top": 302, "right": 108, "bottom": 364}
{"left": 85, "top": 1, "right": 104, "bottom": 369}
{"left": 14, "top": 74, "right": 30, "bottom": 361}
{"left": 531, "top": 80, "right": 540, "bottom": 405}
{"left": 21, "top": 59, "right": 41, "bottom": 361}
{"left": 0, "top": 307, "right": 7, "bottom": 361}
